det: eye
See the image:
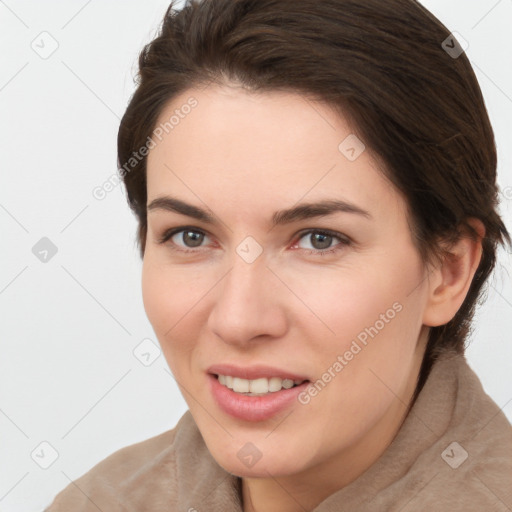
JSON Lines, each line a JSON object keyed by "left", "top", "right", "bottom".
{"left": 293, "top": 229, "right": 351, "bottom": 256}
{"left": 157, "top": 226, "right": 351, "bottom": 256}
{"left": 157, "top": 227, "right": 211, "bottom": 253}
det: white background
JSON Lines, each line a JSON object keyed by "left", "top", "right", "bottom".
{"left": 1, "top": 1, "right": 511, "bottom": 510}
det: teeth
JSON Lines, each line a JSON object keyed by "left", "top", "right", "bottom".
{"left": 268, "top": 377, "right": 283, "bottom": 392}
{"left": 282, "top": 378, "right": 295, "bottom": 389}
{"left": 217, "top": 375, "right": 305, "bottom": 395}
{"left": 233, "top": 377, "right": 250, "bottom": 393}
{"left": 249, "top": 378, "right": 268, "bottom": 394}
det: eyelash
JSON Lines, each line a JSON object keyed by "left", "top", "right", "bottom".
{"left": 156, "top": 226, "right": 351, "bottom": 256}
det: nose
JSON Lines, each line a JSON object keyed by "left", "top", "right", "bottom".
{"left": 207, "top": 247, "right": 288, "bottom": 347}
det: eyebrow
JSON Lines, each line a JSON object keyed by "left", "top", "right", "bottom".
{"left": 147, "top": 195, "right": 372, "bottom": 226}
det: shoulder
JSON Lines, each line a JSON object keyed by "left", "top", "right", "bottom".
{"left": 404, "top": 352, "right": 512, "bottom": 511}
{"left": 44, "top": 412, "right": 193, "bottom": 511}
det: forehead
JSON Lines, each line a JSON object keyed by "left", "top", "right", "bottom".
{"left": 146, "top": 85, "right": 405, "bottom": 225}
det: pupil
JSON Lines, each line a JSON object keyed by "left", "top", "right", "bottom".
{"left": 312, "top": 233, "right": 331, "bottom": 250}
{"left": 184, "top": 231, "right": 203, "bottom": 247}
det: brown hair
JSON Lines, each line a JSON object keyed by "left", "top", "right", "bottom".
{"left": 117, "top": 0, "right": 511, "bottom": 398}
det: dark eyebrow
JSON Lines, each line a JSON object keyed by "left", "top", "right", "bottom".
{"left": 147, "top": 196, "right": 372, "bottom": 226}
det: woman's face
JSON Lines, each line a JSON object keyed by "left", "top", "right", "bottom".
{"left": 143, "top": 84, "right": 433, "bottom": 480}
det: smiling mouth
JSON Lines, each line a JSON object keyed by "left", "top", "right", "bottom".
{"left": 215, "top": 374, "right": 309, "bottom": 396}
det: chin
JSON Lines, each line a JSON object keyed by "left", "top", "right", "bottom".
{"left": 208, "top": 439, "right": 307, "bottom": 477}
{"left": 215, "top": 455, "right": 299, "bottom": 479}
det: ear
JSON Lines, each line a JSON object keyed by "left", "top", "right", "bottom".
{"left": 422, "top": 218, "right": 485, "bottom": 327}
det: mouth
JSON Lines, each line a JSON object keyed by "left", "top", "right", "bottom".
{"left": 207, "top": 367, "right": 312, "bottom": 422}
{"left": 214, "top": 374, "right": 309, "bottom": 396}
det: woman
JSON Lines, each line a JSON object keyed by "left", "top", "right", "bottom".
{"left": 46, "top": 0, "right": 512, "bottom": 510}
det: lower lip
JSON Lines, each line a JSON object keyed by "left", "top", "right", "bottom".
{"left": 208, "top": 374, "right": 310, "bottom": 422}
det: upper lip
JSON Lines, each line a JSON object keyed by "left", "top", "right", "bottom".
{"left": 207, "top": 364, "right": 310, "bottom": 382}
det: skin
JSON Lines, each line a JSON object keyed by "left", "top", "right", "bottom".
{"left": 142, "top": 83, "right": 484, "bottom": 512}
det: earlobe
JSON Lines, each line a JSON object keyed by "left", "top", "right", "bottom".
{"left": 422, "top": 218, "right": 485, "bottom": 327}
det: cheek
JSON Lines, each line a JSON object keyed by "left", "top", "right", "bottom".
{"left": 299, "top": 268, "right": 400, "bottom": 343}
{"left": 304, "top": 256, "right": 424, "bottom": 364}
{"left": 142, "top": 262, "right": 167, "bottom": 332}
{"left": 141, "top": 260, "right": 213, "bottom": 348}
{"left": 141, "top": 261, "right": 188, "bottom": 340}
{"left": 141, "top": 262, "right": 193, "bottom": 379}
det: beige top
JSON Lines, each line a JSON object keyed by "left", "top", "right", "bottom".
{"left": 45, "top": 350, "right": 512, "bottom": 511}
